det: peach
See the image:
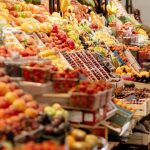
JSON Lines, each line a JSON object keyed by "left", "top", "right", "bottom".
{"left": 24, "top": 108, "right": 38, "bottom": 118}
{"left": 13, "top": 89, "right": 24, "bottom": 97}
{"left": 26, "top": 101, "right": 38, "bottom": 108}
{"left": 0, "top": 82, "right": 9, "bottom": 96}
{"left": 0, "top": 109, "right": 5, "bottom": 119}
{"left": 12, "top": 99, "right": 26, "bottom": 112}
{"left": 21, "top": 94, "right": 34, "bottom": 102}
{"left": 5, "top": 92, "right": 18, "bottom": 104}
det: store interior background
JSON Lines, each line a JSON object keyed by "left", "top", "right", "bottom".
{"left": 122, "top": 0, "right": 150, "bottom": 26}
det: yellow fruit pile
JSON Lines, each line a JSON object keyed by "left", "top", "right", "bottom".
{"left": 115, "top": 65, "right": 133, "bottom": 76}
{"left": 113, "top": 98, "right": 135, "bottom": 113}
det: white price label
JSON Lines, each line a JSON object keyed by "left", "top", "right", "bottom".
{"left": 69, "top": 111, "right": 82, "bottom": 123}
{"left": 84, "top": 113, "right": 94, "bottom": 122}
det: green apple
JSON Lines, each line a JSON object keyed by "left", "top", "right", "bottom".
{"left": 64, "top": 110, "right": 69, "bottom": 120}
{"left": 44, "top": 106, "right": 56, "bottom": 116}
{"left": 54, "top": 110, "right": 64, "bottom": 118}
{"left": 52, "top": 103, "right": 62, "bottom": 110}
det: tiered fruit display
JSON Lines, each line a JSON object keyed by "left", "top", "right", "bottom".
{"left": 70, "top": 80, "right": 112, "bottom": 109}
{"left": 115, "top": 65, "right": 133, "bottom": 77}
{"left": 115, "top": 65, "right": 150, "bottom": 83}
{"left": 22, "top": 60, "right": 58, "bottom": 83}
{"left": 93, "top": 30, "right": 117, "bottom": 46}
{"left": 39, "top": 49, "right": 67, "bottom": 71}
{"left": 37, "top": 24, "right": 76, "bottom": 51}
{"left": 0, "top": 73, "right": 44, "bottom": 136}
{"left": 62, "top": 51, "right": 111, "bottom": 80}
{"left": 64, "top": 24, "right": 83, "bottom": 50}
{"left": 110, "top": 45, "right": 128, "bottom": 63}
{"left": 67, "top": 129, "right": 99, "bottom": 150}
{"left": 63, "top": 0, "right": 90, "bottom": 22}
{"left": 0, "top": 71, "right": 71, "bottom": 142}
{"left": 13, "top": 32, "right": 40, "bottom": 56}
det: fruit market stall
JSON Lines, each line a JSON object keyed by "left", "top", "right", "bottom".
{"left": 0, "top": 0, "right": 149, "bottom": 149}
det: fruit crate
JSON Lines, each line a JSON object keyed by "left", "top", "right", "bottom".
{"left": 52, "top": 78, "right": 79, "bottom": 93}
{"left": 19, "top": 81, "right": 52, "bottom": 96}
{"left": 22, "top": 66, "right": 51, "bottom": 83}
{"left": 70, "top": 90, "right": 110, "bottom": 110}
{"left": 123, "top": 99, "right": 150, "bottom": 117}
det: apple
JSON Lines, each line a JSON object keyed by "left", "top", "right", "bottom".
{"left": 52, "top": 103, "right": 62, "bottom": 110}
{"left": 44, "top": 106, "right": 56, "bottom": 116}
{"left": 63, "top": 110, "right": 69, "bottom": 120}
{"left": 51, "top": 24, "right": 58, "bottom": 33}
{"left": 0, "top": 100, "right": 10, "bottom": 108}
{"left": 54, "top": 110, "right": 64, "bottom": 118}
{"left": 25, "top": 108, "right": 38, "bottom": 118}
{"left": 21, "top": 94, "right": 33, "bottom": 102}
{"left": 26, "top": 101, "right": 38, "bottom": 108}
{"left": 67, "top": 39, "right": 75, "bottom": 49}
{"left": 12, "top": 99, "right": 26, "bottom": 112}
{"left": 13, "top": 89, "right": 24, "bottom": 97}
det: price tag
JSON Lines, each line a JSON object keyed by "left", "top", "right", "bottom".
{"left": 125, "top": 94, "right": 136, "bottom": 101}
{"left": 69, "top": 111, "right": 82, "bottom": 123}
{"left": 84, "top": 113, "right": 94, "bottom": 122}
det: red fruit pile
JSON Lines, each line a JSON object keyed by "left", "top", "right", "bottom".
{"left": 52, "top": 69, "right": 81, "bottom": 93}
{"left": 70, "top": 80, "right": 112, "bottom": 109}
{"left": 73, "top": 80, "right": 112, "bottom": 94}
{"left": 22, "top": 61, "right": 58, "bottom": 83}
{"left": 0, "top": 45, "right": 9, "bottom": 57}
{"left": 38, "top": 24, "right": 75, "bottom": 51}
{"left": 0, "top": 71, "right": 42, "bottom": 136}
